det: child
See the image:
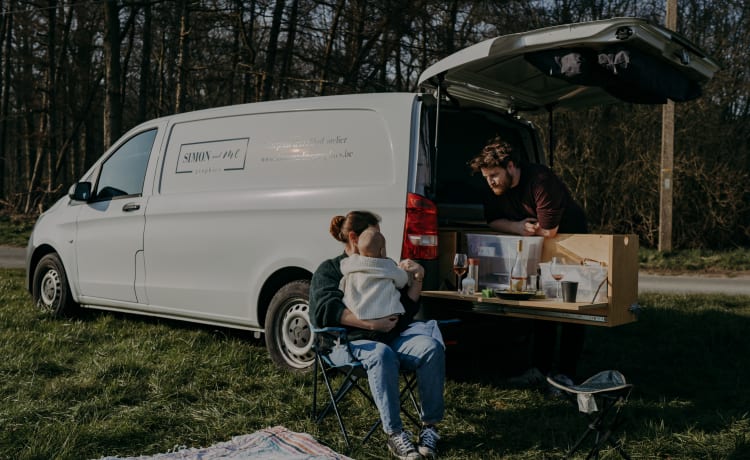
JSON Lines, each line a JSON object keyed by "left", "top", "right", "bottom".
{"left": 339, "top": 228, "right": 446, "bottom": 348}
{"left": 339, "top": 228, "right": 408, "bottom": 320}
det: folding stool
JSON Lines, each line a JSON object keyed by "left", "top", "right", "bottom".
{"left": 547, "top": 370, "right": 634, "bottom": 460}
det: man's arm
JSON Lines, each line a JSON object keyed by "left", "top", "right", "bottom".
{"left": 534, "top": 224, "right": 559, "bottom": 238}
{"left": 489, "top": 218, "right": 523, "bottom": 234}
{"left": 489, "top": 217, "right": 560, "bottom": 238}
{"left": 489, "top": 218, "right": 540, "bottom": 236}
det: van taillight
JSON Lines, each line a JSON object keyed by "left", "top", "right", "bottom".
{"left": 402, "top": 193, "right": 438, "bottom": 260}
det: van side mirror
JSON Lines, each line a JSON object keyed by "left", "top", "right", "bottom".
{"left": 69, "top": 182, "right": 92, "bottom": 201}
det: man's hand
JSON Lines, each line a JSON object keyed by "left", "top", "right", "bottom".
{"left": 519, "top": 218, "right": 540, "bottom": 236}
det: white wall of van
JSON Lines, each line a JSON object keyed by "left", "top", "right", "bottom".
{"left": 27, "top": 93, "right": 423, "bottom": 370}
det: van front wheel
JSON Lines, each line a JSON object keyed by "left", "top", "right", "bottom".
{"left": 32, "top": 253, "right": 77, "bottom": 317}
{"left": 265, "top": 280, "right": 314, "bottom": 373}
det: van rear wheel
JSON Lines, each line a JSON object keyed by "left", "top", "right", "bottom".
{"left": 32, "top": 253, "right": 77, "bottom": 317}
{"left": 265, "top": 280, "right": 314, "bottom": 373}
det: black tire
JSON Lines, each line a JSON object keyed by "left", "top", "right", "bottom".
{"left": 32, "top": 253, "right": 77, "bottom": 317}
{"left": 264, "top": 280, "right": 315, "bottom": 373}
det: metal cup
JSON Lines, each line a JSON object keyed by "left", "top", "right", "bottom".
{"left": 561, "top": 281, "right": 578, "bottom": 302}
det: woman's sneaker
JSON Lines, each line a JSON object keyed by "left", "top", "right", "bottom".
{"left": 418, "top": 425, "right": 440, "bottom": 459}
{"left": 387, "top": 431, "right": 420, "bottom": 460}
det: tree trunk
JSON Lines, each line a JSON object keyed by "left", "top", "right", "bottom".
{"left": 277, "top": 0, "right": 298, "bottom": 99}
{"left": 25, "top": 0, "right": 59, "bottom": 212}
{"left": 229, "top": 1, "right": 241, "bottom": 104}
{"left": 103, "top": 0, "right": 122, "bottom": 149}
{"left": 0, "top": 4, "right": 10, "bottom": 197}
{"left": 318, "top": 0, "right": 345, "bottom": 95}
{"left": 343, "top": 0, "right": 387, "bottom": 91}
{"left": 235, "top": 0, "right": 258, "bottom": 103}
{"left": 51, "top": 4, "right": 74, "bottom": 188}
{"left": 45, "top": 0, "right": 58, "bottom": 195}
{"left": 119, "top": 6, "right": 137, "bottom": 115}
{"left": 137, "top": 1, "right": 153, "bottom": 122}
{"left": 445, "top": 0, "right": 459, "bottom": 54}
{"left": 343, "top": 0, "right": 366, "bottom": 90}
{"left": 262, "top": 0, "right": 285, "bottom": 101}
{"left": 175, "top": 0, "right": 190, "bottom": 113}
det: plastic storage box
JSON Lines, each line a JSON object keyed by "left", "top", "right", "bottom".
{"left": 466, "top": 234, "right": 543, "bottom": 290}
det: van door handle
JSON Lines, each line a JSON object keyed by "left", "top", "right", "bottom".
{"left": 122, "top": 203, "right": 141, "bottom": 212}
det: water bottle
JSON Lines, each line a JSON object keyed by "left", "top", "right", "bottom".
{"left": 462, "top": 258, "right": 479, "bottom": 294}
{"left": 510, "top": 240, "right": 527, "bottom": 292}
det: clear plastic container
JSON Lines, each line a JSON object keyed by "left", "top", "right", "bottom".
{"left": 466, "top": 234, "right": 543, "bottom": 290}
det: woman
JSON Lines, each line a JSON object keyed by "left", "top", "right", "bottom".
{"left": 309, "top": 210, "right": 444, "bottom": 460}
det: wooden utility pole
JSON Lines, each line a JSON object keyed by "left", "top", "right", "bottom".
{"left": 659, "top": 0, "right": 677, "bottom": 252}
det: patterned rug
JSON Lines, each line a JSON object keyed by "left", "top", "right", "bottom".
{"left": 97, "top": 426, "right": 352, "bottom": 460}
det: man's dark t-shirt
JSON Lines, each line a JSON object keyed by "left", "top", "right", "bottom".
{"left": 483, "top": 163, "right": 588, "bottom": 233}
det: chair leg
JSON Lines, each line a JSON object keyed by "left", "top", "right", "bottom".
{"left": 566, "top": 423, "right": 595, "bottom": 458}
{"left": 315, "top": 356, "right": 353, "bottom": 448}
{"left": 572, "top": 396, "right": 630, "bottom": 460}
{"left": 401, "top": 373, "right": 422, "bottom": 428}
{"left": 311, "top": 353, "right": 319, "bottom": 420}
{"left": 590, "top": 395, "right": 631, "bottom": 460}
{"left": 598, "top": 412, "right": 631, "bottom": 460}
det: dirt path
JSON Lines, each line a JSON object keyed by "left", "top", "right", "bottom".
{"left": 0, "top": 245, "right": 25, "bottom": 269}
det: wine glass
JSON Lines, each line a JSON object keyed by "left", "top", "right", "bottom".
{"left": 550, "top": 257, "right": 564, "bottom": 300}
{"left": 452, "top": 253, "right": 468, "bottom": 294}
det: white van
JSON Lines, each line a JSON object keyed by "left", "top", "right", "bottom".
{"left": 26, "top": 18, "right": 717, "bottom": 371}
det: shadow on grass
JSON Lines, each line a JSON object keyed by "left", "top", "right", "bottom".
{"left": 442, "top": 294, "right": 750, "bottom": 456}
{"left": 71, "top": 306, "right": 267, "bottom": 345}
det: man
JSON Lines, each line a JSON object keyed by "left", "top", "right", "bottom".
{"left": 470, "top": 136, "right": 588, "bottom": 237}
{"left": 469, "top": 135, "right": 587, "bottom": 384}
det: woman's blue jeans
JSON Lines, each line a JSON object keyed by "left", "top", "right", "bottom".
{"left": 327, "top": 331, "right": 445, "bottom": 434}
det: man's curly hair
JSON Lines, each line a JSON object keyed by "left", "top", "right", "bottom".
{"left": 468, "top": 136, "right": 517, "bottom": 173}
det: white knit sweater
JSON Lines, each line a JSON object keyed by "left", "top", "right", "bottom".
{"left": 339, "top": 254, "right": 408, "bottom": 320}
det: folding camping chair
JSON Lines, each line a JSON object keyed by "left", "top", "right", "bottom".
{"left": 310, "top": 326, "right": 422, "bottom": 448}
{"left": 547, "top": 370, "right": 634, "bottom": 460}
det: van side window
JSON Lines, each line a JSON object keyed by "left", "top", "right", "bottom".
{"left": 94, "top": 129, "right": 157, "bottom": 200}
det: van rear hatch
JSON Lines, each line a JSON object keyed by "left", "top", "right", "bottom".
{"left": 418, "top": 17, "right": 719, "bottom": 113}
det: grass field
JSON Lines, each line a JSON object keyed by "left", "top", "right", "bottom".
{"left": 1, "top": 268, "right": 749, "bottom": 459}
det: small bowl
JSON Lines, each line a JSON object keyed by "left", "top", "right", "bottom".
{"left": 494, "top": 290, "right": 535, "bottom": 300}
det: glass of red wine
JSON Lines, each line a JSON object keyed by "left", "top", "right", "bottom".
{"left": 550, "top": 256, "right": 564, "bottom": 300}
{"left": 453, "top": 253, "right": 468, "bottom": 294}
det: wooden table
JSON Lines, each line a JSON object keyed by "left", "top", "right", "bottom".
{"left": 421, "top": 290, "right": 613, "bottom": 325}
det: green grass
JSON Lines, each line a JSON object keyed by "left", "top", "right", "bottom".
{"left": 639, "top": 247, "right": 750, "bottom": 274}
{"left": 0, "top": 215, "right": 34, "bottom": 247}
{"left": 2, "top": 268, "right": 749, "bottom": 459}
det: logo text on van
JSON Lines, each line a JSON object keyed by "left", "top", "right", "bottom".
{"left": 177, "top": 138, "right": 249, "bottom": 174}
{"left": 263, "top": 136, "right": 353, "bottom": 162}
